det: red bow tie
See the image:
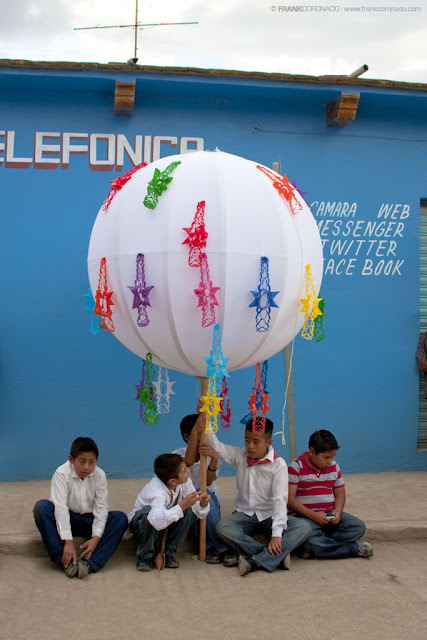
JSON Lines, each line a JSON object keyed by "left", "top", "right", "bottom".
{"left": 247, "top": 456, "right": 270, "bottom": 467}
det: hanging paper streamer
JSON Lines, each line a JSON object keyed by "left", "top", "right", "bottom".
{"left": 256, "top": 165, "right": 303, "bottom": 215}
{"left": 194, "top": 254, "right": 220, "bottom": 328}
{"left": 135, "top": 360, "right": 146, "bottom": 423}
{"left": 204, "top": 324, "right": 229, "bottom": 380}
{"left": 94, "top": 257, "right": 115, "bottom": 332}
{"left": 143, "top": 161, "right": 181, "bottom": 210}
{"left": 83, "top": 288, "right": 101, "bottom": 335}
{"left": 136, "top": 353, "right": 159, "bottom": 425}
{"left": 200, "top": 324, "right": 227, "bottom": 433}
{"left": 299, "top": 263, "right": 322, "bottom": 341}
{"left": 240, "top": 360, "right": 269, "bottom": 424}
{"left": 182, "top": 200, "right": 208, "bottom": 267}
{"left": 249, "top": 256, "right": 279, "bottom": 332}
{"left": 314, "top": 297, "right": 326, "bottom": 342}
{"left": 154, "top": 367, "right": 175, "bottom": 414}
{"left": 199, "top": 374, "right": 222, "bottom": 435}
{"left": 220, "top": 376, "right": 231, "bottom": 429}
{"left": 102, "top": 162, "right": 147, "bottom": 212}
{"left": 248, "top": 362, "right": 271, "bottom": 434}
{"left": 127, "top": 253, "right": 154, "bottom": 327}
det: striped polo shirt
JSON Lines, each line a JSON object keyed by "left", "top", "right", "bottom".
{"left": 288, "top": 451, "right": 345, "bottom": 513}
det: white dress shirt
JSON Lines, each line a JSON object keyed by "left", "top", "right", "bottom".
{"left": 207, "top": 433, "right": 288, "bottom": 537}
{"left": 172, "top": 447, "right": 222, "bottom": 500}
{"left": 128, "top": 475, "right": 210, "bottom": 530}
{"left": 50, "top": 460, "right": 109, "bottom": 540}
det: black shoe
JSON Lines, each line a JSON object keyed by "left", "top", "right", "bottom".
{"left": 136, "top": 558, "right": 154, "bottom": 572}
{"left": 164, "top": 556, "right": 180, "bottom": 569}
{"left": 78, "top": 559, "right": 93, "bottom": 579}
{"left": 238, "top": 555, "right": 257, "bottom": 577}
{"left": 222, "top": 552, "right": 239, "bottom": 567}
{"left": 206, "top": 549, "right": 222, "bottom": 564}
{"left": 63, "top": 562, "right": 78, "bottom": 578}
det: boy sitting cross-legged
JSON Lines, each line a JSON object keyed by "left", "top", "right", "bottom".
{"left": 128, "top": 453, "right": 210, "bottom": 571}
{"left": 33, "top": 437, "right": 128, "bottom": 579}
{"left": 173, "top": 414, "right": 229, "bottom": 564}
{"left": 288, "top": 429, "right": 373, "bottom": 559}
{"left": 197, "top": 414, "right": 312, "bottom": 576}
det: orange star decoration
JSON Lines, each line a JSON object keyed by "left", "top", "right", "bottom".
{"left": 199, "top": 383, "right": 222, "bottom": 435}
{"left": 248, "top": 362, "right": 271, "bottom": 433}
{"left": 94, "top": 257, "right": 115, "bottom": 332}
{"left": 299, "top": 263, "right": 322, "bottom": 340}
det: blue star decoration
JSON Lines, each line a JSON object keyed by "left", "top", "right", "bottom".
{"left": 249, "top": 288, "right": 279, "bottom": 311}
{"left": 205, "top": 354, "right": 230, "bottom": 380}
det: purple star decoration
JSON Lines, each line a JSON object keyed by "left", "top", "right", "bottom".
{"left": 249, "top": 256, "right": 279, "bottom": 332}
{"left": 128, "top": 253, "right": 154, "bottom": 327}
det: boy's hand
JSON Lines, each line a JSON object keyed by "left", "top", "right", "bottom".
{"left": 268, "top": 536, "right": 282, "bottom": 555}
{"left": 179, "top": 491, "right": 201, "bottom": 511}
{"left": 330, "top": 510, "right": 341, "bottom": 525}
{"left": 199, "top": 492, "right": 210, "bottom": 508}
{"left": 193, "top": 412, "right": 206, "bottom": 435}
{"left": 311, "top": 511, "right": 331, "bottom": 526}
{"left": 80, "top": 536, "right": 100, "bottom": 559}
{"left": 62, "top": 539, "right": 77, "bottom": 568}
{"left": 198, "top": 443, "right": 217, "bottom": 460}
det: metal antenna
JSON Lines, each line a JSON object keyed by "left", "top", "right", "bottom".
{"left": 74, "top": 0, "right": 198, "bottom": 61}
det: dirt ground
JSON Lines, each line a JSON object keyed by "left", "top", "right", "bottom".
{"left": 1, "top": 540, "right": 426, "bottom": 640}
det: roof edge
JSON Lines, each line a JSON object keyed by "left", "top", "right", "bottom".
{"left": 1, "top": 58, "right": 427, "bottom": 92}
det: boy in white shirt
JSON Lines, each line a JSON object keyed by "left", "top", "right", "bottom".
{"left": 33, "top": 437, "right": 128, "bottom": 579}
{"left": 173, "top": 414, "right": 229, "bottom": 564}
{"left": 196, "top": 415, "right": 312, "bottom": 576}
{"left": 128, "top": 453, "right": 210, "bottom": 571}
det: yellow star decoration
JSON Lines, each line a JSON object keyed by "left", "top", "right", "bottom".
{"left": 299, "top": 264, "right": 323, "bottom": 340}
{"left": 199, "top": 390, "right": 223, "bottom": 434}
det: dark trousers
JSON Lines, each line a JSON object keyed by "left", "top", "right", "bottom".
{"left": 33, "top": 499, "right": 128, "bottom": 572}
{"left": 129, "top": 505, "right": 196, "bottom": 562}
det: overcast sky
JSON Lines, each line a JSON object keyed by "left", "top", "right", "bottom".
{"left": 1, "top": 0, "right": 426, "bottom": 82}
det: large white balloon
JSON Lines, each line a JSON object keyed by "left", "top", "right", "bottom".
{"left": 88, "top": 150, "right": 323, "bottom": 376}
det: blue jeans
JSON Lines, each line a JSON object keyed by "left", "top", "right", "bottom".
{"left": 215, "top": 512, "right": 312, "bottom": 572}
{"left": 129, "top": 505, "right": 196, "bottom": 562}
{"left": 33, "top": 499, "right": 128, "bottom": 572}
{"left": 302, "top": 511, "right": 366, "bottom": 559}
{"left": 191, "top": 491, "right": 229, "bottom": 555}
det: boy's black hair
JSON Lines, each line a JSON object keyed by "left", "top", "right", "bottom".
{"left": 180, "top": 414, "right": 199, "bottom": 440}
{"left": 245, "top": 417, "right": 274, "bottom": 439}
{"left": 309, "top": 430, "right": 339, "bottom": 454}
{"left": 154, "top": 453, "right": 184, "bottom": 485}
{"left": 69, "top": 437, "right": 99, "bottom": 459}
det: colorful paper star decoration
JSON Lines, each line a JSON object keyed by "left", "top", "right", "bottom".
{"left": 143, "top": 161, "right": 181, "bottom": 209}
{"left": 240, "top": 360, "right": 269, "bottom": 425}
{"left": 127, "top": 253, "right": 154, "bottom": 327}
{"left": 182, "top": 200, "right": 208, "bottom": 267}
{"left": 102, "top": 162, "right": 147, "bottom": 212}
{"left": 248, "top": 362, "right": 271, "bottom": 433}
{"left": 136, "top": 353, "right": 159, "bottom": 425}
{"left": 204, "top": 324, "right": 229, "bottom": 379}
{"left": 83, "top": 288, "right": 101, "bottom": 335}
{"left": 194, "top": 254, "right": 220, "bottom": 328}
{"left": 249, "top": 256, "right": 279, "bottom": 332}
{"left": 153, "top": 367, "right": 175, "bottom": 414}
{"left": 314, "top": 297, "right": 326, "bottom": 342}
{"left": 256, "top": 165, "right": 303, "bottom": 215}
{"left": 93, "top": 257, "right": 115, "bottom": 332}
{"left": 299, "top": 263, "right": 323, "bottom": 340}
{"left": 220, "top": 376, "right": 231, "bottom": 429}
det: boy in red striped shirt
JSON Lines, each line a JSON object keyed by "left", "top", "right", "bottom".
{"left": 288, "top": 429, "right": 373, "bottom": 559}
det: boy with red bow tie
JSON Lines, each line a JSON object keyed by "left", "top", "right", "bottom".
{"left": 196, "top": 415, "right": 311, "bottom": 576}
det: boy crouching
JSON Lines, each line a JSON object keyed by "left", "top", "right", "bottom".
{"left": 128, "top": 453, "right": 210, "bottom": 571}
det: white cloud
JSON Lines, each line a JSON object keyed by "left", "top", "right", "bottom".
{"left": 0, "top": 0, "right": 426, "bottom": 83}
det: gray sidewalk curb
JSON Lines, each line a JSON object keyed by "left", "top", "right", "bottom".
{"left": 2, "top": 522, "right": 426, "bottom": 558}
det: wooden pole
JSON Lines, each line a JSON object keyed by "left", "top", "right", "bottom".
{"left": 197, "top": 376, "right": 208, "bottom": 561}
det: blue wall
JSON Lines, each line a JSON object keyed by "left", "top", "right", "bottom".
{"left": 1, "top": 65, "right": 426, "bottom": 480}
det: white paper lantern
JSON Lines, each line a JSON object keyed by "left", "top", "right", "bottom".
{"left": 88, "top": 150, "right": 323, "bottom": 377}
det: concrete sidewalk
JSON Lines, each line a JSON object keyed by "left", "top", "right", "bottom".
{"left": 0, "top": 471, "right": 426, "bottom": 556}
